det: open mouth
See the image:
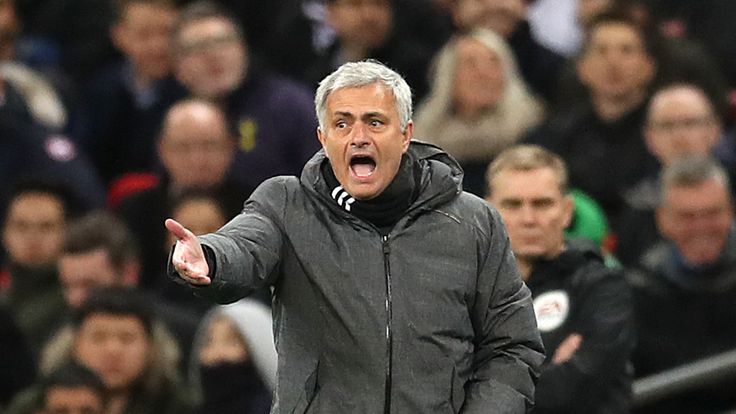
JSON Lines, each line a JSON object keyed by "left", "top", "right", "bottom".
{"left": 350, "top": 155, "right": 376, "bottom": 178}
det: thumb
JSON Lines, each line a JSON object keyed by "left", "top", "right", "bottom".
{"left": 165, "top": 218, "right": 194, "bottom": 242}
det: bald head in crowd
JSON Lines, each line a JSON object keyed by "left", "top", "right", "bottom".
{"left": 157, "top": 99, "right": 235, "bottom": 190}
{"left": 645, "top": 83, "right": 721, "bottom": 166}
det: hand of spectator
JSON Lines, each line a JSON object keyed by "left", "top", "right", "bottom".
{"left": 552, "top": 333, "right": 583, "bottom": 364}
{"left": 165, "top": 218, "right": 211, "bottom": 286}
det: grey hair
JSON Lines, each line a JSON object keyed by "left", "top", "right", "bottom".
{"left": 660, "top": 155, "right": 732, "bottom": 202}
{"left": 315, "top": 60, "right": 413, "bottom": 133}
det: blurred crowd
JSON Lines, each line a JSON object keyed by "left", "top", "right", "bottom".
{"left": 1, "top": 0, "right": 736, "bottom": 413}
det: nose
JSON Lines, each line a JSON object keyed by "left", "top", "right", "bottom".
{"left": 519, "top": 205, "right": 537, "bottom": 225}
{"left": 350, "top": 122, "right": 371, "bottom": 148}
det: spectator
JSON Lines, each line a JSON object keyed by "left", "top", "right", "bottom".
{"left": 451, "top": 0, "right": 566, "bottom": 103}
{"left": 560, "top": 0, "right": 731, "bottom": 121}
{"left": 525, "top": 9, "right": 659, "bottom": 232}
{"left": 5, "top": 362, "right": 107, "bottom": 414}
{"left": 80, "top": 0, "right": 182, "bottom": 185}
{"left": 13, "top": 0, "right": 119, "bottom": 86}
{"left": 0, "top": 179, "right": 70, "bottom": 356}
{"left": 266, "top": 0, "right": 448, "bottom": 102}
{"left": 617, "top": 82, "right": 734, "bottom": 266}
{"left": 115, "top": 98, "right": 252, "bottom": 286}
{"left": 487, "top": 144, "right": 634, "bottom": 413}
{"left": 171, "top": 0, "right": 319, "bottom": 190}
{"left": 56, "top": 211, "right": 200, "bottom": 364}
{"left": 0, "top": 93, "right": 106, "bottom": 211}
{"left": 414, "top": 27, "right": 544, "bottom": 196}
{"left": 37, "top": 287, "right": 196, "bottom": 414}
{"left": 627, "top": 156, "right": 736, "bottom": 413}
{"left": 189, "top": 299, "right": 276, "bottom": 414}
{"left": 0, "top": 0, "right": 71, "bottom": 133}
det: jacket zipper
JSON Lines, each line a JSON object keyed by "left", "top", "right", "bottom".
{"left": 382, "top": 234, "right": 393, "bottom": 414}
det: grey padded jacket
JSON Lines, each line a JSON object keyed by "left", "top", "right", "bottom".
{"left": 190, "top": 141, "right": 544, "bottom": 413}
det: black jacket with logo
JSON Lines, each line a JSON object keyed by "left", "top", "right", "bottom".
{"left": 526, "top": 240, "right": 634, "bottom": 414}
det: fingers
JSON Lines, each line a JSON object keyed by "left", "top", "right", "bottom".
{"left": 171, "top": 255, "right": 211, "bottom": 286}
{"left": 165, "top": 218, "right": 194, "bottom": 241}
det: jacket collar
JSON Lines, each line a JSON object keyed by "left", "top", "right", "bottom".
{"left": 301, "top": 140, "right": 463, "bottom": 220}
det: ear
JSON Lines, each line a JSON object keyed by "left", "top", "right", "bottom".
{"left": 561, "top": 194, "right": 575, "bottom": 229}
{"left": 110, "top": 23, "right": 127, "bottom": 52}
{"left": 576, "top": 58, "right": 591, "bottom": 88}
{"left": 655, "top": 206, "right": 672, "bottom": 239}
{"left": 401, "top": 120, "right": 413, "bottom": 153}
{"left": 643, "top": 127, "right": 661, "bottom": 159}
{"left": 641, "top": 55, "right": 657, "bottom": 85}
{"left": 317, "top": 127, "right": 328, "bottom": 155}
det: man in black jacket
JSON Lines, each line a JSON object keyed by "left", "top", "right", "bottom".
{"left": 166, "top": 60, "right": 544, "bottom": 413}
{"left": 487, "top": 144, "right": 635, "bottom": 413}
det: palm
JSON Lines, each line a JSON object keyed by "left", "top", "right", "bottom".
{"left": 165, "top": 218, "right": 211, "bottom": 285}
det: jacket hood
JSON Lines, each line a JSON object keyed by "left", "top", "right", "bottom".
{"left": 189, "top": 299, "right": 277, "bottom": 393}
{"left": 301, "top": 140, "right": 463, "bottom": 215}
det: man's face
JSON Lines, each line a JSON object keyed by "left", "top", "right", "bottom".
{"left": 327, "top": 0, "right": 393, "bottom": 51}
{"left": 645, "top": 87, "right": 720, "bottom": 165}
{"left": 453, "top": 0, "right": 526, "bottom": 37}
{"left": 45, "top": 386, "right": 104, "bottom": 414}
{"left": 74, "top": 314, "right": 150, "bottom": 392}
{"left": 59, "top": 249, "right": 120, "bottom": 309}
{"left": 317, "top": 83, "right": 412, "bottom": 200}
{"left": 657, "top": 178, "right": 733, "bottom": 266}
{"left": 174, "top": 17, "right": 247, "bottom": 100}
{"left": 2, "top": 192, "right": 65, "bottom": 268}
{"left": 452, "top": 36, "right": 505, "bottom": 115}
{"left": 488, "top": 167, "right": 573, "bottom": 261}
{"left": 158, "top": 105, "right": 234, "bottom": 189}
{"left": 577, "top": 22, "right": 654, "bottom": 102}
{"left": 111, "top": 2, "right": 177, "bottom": 82}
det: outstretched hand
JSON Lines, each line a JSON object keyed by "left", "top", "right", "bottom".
{"left": 165, "top": 218, "right": 211, "bottom": 286}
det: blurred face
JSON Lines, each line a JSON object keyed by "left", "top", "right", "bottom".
{"left": 199, "top": 315, "right": 249, "bottom": 366}
{"left": 45, "top": 386, "right": 104, "bottom": 414}
{"left": 452, "top": 37, "right": 505, "bottom": 117}
{"left": 111, "top": 2, "right": 177, "bottom": 82}
{"left": 657, "top": 178, "right": 733, "bottom": 266}
{"left": 59, "top": 249, "right": 120, "bottom": 309}
{"left": 488, "top": 167, "right": 573, "bottom": 261}
{"left": 3, "top": 192, "right": 65, "bottom": 268}
{"left": 453, "top": 0, "right": 526, "bottom": 37}
{"left": 74, "top": 314, "right": 151, "bottom": 392}
{"left": 174, "top": 17, "right": 247, "bottom": 100}
{"left": 166, "top": 198, "right": 227, "bottom": 247}
{"left": 159, "top": 103, "right": 234, "bottom": 188}
{"left": 327, "top": 0, "right": 393, "bottom": 51}
{"left": 645, "top": 87, "right": 720, "bottom": 165}
{"left": 317, "top": 83, "right": 412, "bottom": 200}
{"left": 577, "top": 22, "right": 654, "bottom": 102}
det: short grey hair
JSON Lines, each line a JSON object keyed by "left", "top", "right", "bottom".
{"left": 660, "top": 155, "right": 732, "bottom": 202}
{"left": 487, "top": 144, "right": 569, "bottom": 196}
{"left": 315, "top": 60, "right": 413, "bottom": 133}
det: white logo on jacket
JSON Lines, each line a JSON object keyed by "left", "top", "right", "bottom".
{"left": 533, "top": 290, "right": 569, "bottom": 332}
